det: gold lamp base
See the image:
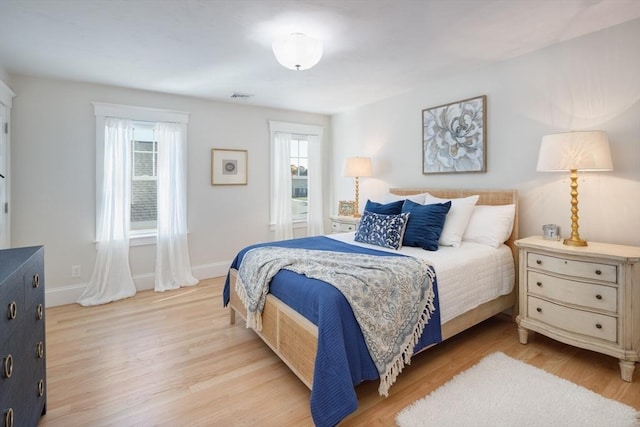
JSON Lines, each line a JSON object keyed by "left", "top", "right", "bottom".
{"left": 563, "top": 169, "right": 588, "bottom": 247}
{"left": 563, "top": 236, "right": 587, "bottom": 247}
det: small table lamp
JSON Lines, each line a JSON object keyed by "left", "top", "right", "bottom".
{"left": 536, "top": 130, "right": 613, "bottom": 246}
{"left": 343, "top": 157, "right": 372, "bottom": 218}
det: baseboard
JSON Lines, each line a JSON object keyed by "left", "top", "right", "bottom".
{"left": 45, "top": 260, "right": 231, "bottom": 307}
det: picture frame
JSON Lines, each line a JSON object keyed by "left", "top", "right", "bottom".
{"left": 422, "top": 95, "right": 487, "bottom": 174}
{"left": 338, "top": 200, "right": 355, "bottom": 217}
{"left": 211, "top": 148, "right": 248, "bottom": 185}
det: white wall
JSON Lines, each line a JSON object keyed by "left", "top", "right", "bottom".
{"left": 8, "top": 76, "right": 330, "bottom": 305}
{"left": 332, "top": 19, "right": 640, "bottom": 247}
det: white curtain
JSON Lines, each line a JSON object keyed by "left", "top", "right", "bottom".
{"left": 273, "top": 132, "right": 293, "bottom": 240}
{"left": 306, "top": 134, "right": 324, "bottom": 236}
{"left": 154, "top": 122, "right": 198, "bottom": 292}
{"left": 78, "top": 117, "right": 136, "bottom": 306}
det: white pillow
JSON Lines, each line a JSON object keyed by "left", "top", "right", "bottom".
{"left": 423, "top": 194, "right": 479, "bottom": 247}
{"left": 383, "top": 192, "right": 428, "bottom": 205}
{"left": 462, "top": 204, "right": 516, "bottom": 248}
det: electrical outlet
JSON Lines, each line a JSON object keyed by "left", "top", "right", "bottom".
{"left": 71, "top": 265, "right": 81, "bottom": 278}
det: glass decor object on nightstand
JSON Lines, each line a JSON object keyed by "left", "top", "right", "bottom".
{"left": 542, "top": 224, "right": 560, "bottom": 241}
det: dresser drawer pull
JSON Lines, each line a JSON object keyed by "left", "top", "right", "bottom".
{"left": 536, "top": 282, "right": 542, "bottom": 287}
{"left": 2, "top": 354, "right": 13, "bottom": 378}
{"left": 536, "top": 307, "right": 542, "bottom": 313}
{"left": 536, "top": 259, "right": 542, "bottom": 265}
{"left": 37, "top": 379, "right": 45, "bottom": 397}
{"left": 32, "top": 273, "right": 40, "bottom": 288}
{"left": 595, "top": 269, "right": 602, "bottom": 275}
{"left": 7, "top": 302, "right": 17, "bottom": 320}
{"left": 3, "top": 408, "right": 14, "bottom": 427}
{"left": 36, "top": 342, "right": 44, "bottom": 359}
{"left": 36, "top": 304, "right": 44, "bottom": 320}
{"left": 595, "top": 294, "right": 603, "bottom": 300}
{"left": 596, "top": 323, "right": 602, "bottom": 329}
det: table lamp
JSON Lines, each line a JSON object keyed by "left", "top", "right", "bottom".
{"left": 342, "top": 157, "right": 372, "bottom": 218}
{"left": 536, "top": 130, "right": 613, "bottom": 246}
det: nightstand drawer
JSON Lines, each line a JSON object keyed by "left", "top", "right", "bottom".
{"left": 528, "top": 296, "right": 617, "bottom": 342}
{"left": 527, "top": 271, "right": 617, "bottom": 312}
{"left": 331, "top": 222, "right": 356, "bottom": 232}
{"left": 527, "top": 253, "right": 617, "bottom": 283}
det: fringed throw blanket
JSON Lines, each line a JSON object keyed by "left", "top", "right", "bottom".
{"left": 235, "top": 246, "right": 436, "bottom": 396}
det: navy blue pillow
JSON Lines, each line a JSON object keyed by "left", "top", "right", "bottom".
{"left": 401, "top": 199, "right": 451, "bottom": 251}
{"left": 364, "top": 199, "right": 404, "bottom": 215}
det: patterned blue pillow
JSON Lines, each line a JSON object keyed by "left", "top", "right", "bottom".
{"left": 354, "top": 211, "right": 410, "bottom": 250}
{"left": 364, "top": 199, "right": 404, "bottom": 215}
{"left": 401, "top": 199, "right": 451, "bottom": 251}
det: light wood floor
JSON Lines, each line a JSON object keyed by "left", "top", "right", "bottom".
{"left": 40, "top": 277, "right": 639, "bottom": 427}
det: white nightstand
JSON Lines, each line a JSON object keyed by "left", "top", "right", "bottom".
{"left": 329, "top": 215, "right": 359, "bottom": 234}
{"left": 515, "top": 236, "right": 640, "bottom": 382}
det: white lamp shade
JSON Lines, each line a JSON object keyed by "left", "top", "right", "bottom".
{"left": 343, "top": 157, "right": 373, "bottom": 177}
{"left": 272, "top": 33, "right": 323, "bottom": 71}
{"left": 537, "top": 130, "right": 613, "bottom": 172}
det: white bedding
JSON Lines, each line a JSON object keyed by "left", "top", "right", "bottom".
{"left": 328, "top": 232, "right": 515, "bottom": 323}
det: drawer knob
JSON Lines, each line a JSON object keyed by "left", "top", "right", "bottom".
{"left": 37, "top": 379, "right": 45, "bottom": 397}
{"left": 536, "top": 307, "right": 542, "bottom": 313}
{"left": 536, "top": 282, "right": 542, "bottom": 287}
{"left": 595, "top": 269, "right": 602, "bottom": 275}
{"left": 596, "top": 323, "right": 602, "bottom": 329}
{"left": 2, "top": 354, "right": 13, "bottom": 378}
{"left": 36, "top": 342, "right": 44, "bottom": 359}
{"left": 595, "top": 294, "right": 603, "bottom": 300}
{"left": 7, "top": 302, "right": 17, "bottom": 320}
{"left": 3, "top": 408, "right": 14, "bottom": 427}
{"left": 536, "top": 259, "right": 542, "bottom": 265}
{"left": 32, "top": 273, "right": 40, "bottom": 288}
{"left": 36, "top": 304, "right": 44, "bottom": 320}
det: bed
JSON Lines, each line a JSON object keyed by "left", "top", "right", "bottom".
{"left": 224, "top": 188, "right": 518, "bottom": 426}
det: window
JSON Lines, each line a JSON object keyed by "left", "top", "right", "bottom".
{"left": 290, "top": 137, "right": 308, "bottom": 220}
{"left": 269, "top": 120, "right": 324, "bottom": 238}
{"left": 93, "top": 102, "right": 189, "bottom": 245}
{"left": 131, "top": 122, "right": 158, "bottom": 232}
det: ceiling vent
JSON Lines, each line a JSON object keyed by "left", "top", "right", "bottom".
{"left": 231, "top": 92, "right": 253, "bottom": 99}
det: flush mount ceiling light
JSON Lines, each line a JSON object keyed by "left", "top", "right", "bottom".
{"left": 272, "top": 33, "right": 323, "bottom": 71}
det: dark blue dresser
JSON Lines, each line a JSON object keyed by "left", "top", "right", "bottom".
{"left": 0, "top": 246, "right": 46, "bottom": 427}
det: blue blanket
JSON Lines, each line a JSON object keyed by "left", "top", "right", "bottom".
{"left": 223, "top": 236, "right": 442, "bottom": 427}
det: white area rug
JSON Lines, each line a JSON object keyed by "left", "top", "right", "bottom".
{"left": 396, "top": 352, "right": 639, "bottom": 427}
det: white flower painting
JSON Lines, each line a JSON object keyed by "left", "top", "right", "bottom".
{"left": 422, "top": 95, "right": 487, "bottom": 174}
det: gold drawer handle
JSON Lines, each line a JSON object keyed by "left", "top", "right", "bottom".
{"left": 536, "top": 307, "right": 542, "bottom": 313}
{"left": 36, "top": 304, "right": 44, "bottom": 320}
{"left": 32, "top": 273, "right": 40, "bottom": 288}
{"left": 37, "top": 379, "right": 45, "bottom": 397}
{"left": 36, "top": 342, "right": 44, "bottom": 359}
{"left": 596, "top": 323, "right": 602, "bottom": 329}
{"left": 7, "top": 302, "right": 17, "bottom": 320}
{"left": 595, "top": 294, "right": 603, "bottom": 300}
{"left": 2, "top": 354, "right": 13, "bottom": 378}
{"left": 3, "top": 408, "right": 14, "bottom": 427}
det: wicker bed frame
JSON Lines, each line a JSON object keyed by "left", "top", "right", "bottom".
{"left": 228, "top": 188, "right": 519, "bottom": 389}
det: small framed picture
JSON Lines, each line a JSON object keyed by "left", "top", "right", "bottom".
{"left": 542, "top": 224, "right": 560, "bottom": 241}
{"left": 338, "top": 200, "right": 355, "bottom": 217}
{"left": 211, "top": 148, "right": 248, "bottom": 185}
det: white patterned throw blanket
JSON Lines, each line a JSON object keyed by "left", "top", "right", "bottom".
{"left": 235, "top": 247, "right": 437, "bottom": 396}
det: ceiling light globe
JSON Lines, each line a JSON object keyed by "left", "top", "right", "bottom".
{"left": 272, "top": 33, "right": 323, "bottom": 71}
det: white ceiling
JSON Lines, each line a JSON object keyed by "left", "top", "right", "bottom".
{"left": 1, "top": 0, "right": 638, "bottom": 115}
